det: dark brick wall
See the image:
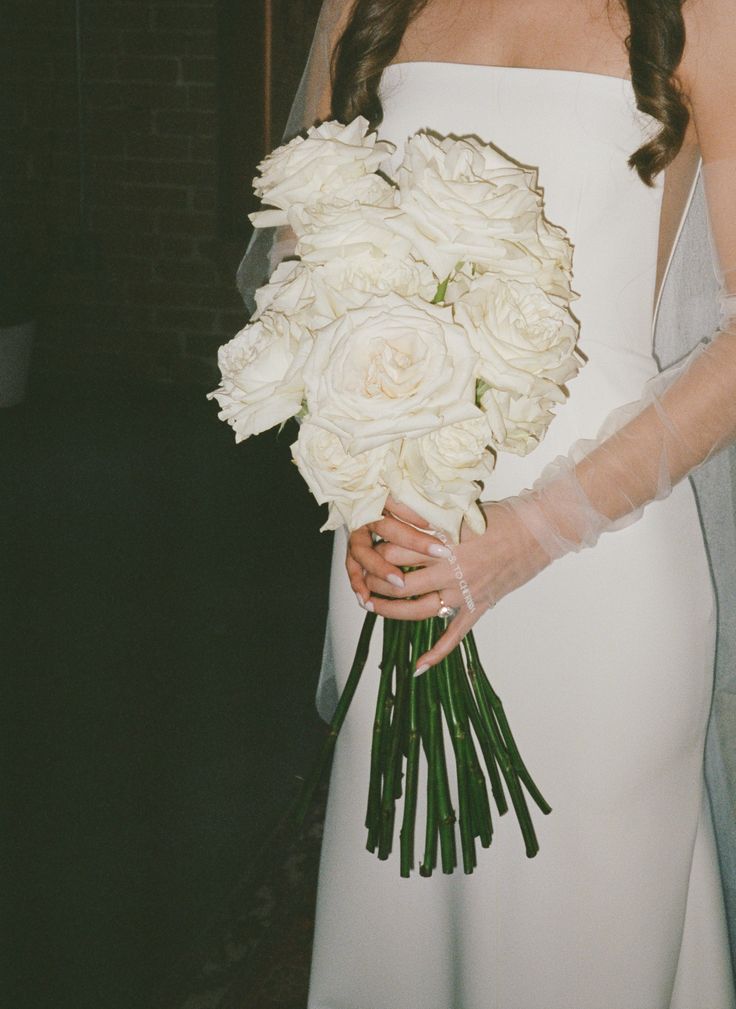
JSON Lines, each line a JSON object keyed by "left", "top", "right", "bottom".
{"left": 1, "top": 0, "right": 320, "bottom": 387}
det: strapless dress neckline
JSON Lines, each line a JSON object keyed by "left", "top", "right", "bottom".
{"left": 383, "top": 59, "right": 634, "bottom": 91}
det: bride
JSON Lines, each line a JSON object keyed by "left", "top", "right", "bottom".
{"left": 238, "top": 0, "right": 736, "bottom": 1005}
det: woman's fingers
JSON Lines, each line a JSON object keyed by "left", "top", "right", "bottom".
{"left": 365, "top": 559, "right": 448, "bottom": 599}
{"left": 413, "top": 608, "right": 481, "bottom": 674}
{"left": 367, "top": 592, "right": 446, "bottom": 622}
{"left": 346, "top": 502, "right": 450, "bottom": 598}
{"left": 347, "top": 525, "right": 407, "bottom": 590}
{"left": 345, "top": 545, "right": 369, "bottom": 602}
{"left": 347, "top": 516, "right": 446, "bottom": 601}
{"left": 383, "top": 495, "right": 433, "bottom": 529}
{"left": 374, "top": 541, "right": 435, "bottom": 567}
{"left": 371, "top": 514, "right": 452, "bottom": 559}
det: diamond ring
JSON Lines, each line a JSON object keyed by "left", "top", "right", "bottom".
{"left": 437, "top": 594, "right": 459, "bottom": 620}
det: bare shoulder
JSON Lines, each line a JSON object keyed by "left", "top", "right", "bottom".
{"left": 679, "top": 0, "right": 736, "bottom": 158}
{"left": 679, "top": 0, "right": 736, "bottom": 95}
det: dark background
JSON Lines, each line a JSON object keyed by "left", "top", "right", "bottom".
{"left": 1, "top": 2, "right": 331, "bottom": 1007}
{"left": 2, "top": 0, "right": 322, "bottom": 384}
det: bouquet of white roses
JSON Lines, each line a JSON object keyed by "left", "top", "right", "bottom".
{"left": 209, "top": 117, "right": 582, "bottom": 875}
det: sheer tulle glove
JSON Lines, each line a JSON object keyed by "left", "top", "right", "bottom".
{"left": 503, "top": 319, "right": 736, "bottom": 563}
{"left": 351, "top": 320, "right": 736, "bottom": 670}
{"left": 504, "top": 157, "right": 736, "bottom": 562}
{"left": 350, "top": 158, "right": 736, "bottom": 670}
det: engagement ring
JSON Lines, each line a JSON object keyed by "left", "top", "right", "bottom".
{"left": 437, "top": 594, "right": 459, "bottom": 620}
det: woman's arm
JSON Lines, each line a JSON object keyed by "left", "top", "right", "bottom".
{"left": 347, "top": 0, "right": 736, "bottom": 672}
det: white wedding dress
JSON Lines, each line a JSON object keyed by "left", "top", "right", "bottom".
{"left": 306, "top": 62, "right": 736, "bottom": 1009}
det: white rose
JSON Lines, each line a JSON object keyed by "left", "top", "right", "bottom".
{"left": 253, "top": 258, "right": 319, "bottom": 320}
{"left": 295, "top": 202, "right": 405, "bottom": 265}
{"left": 455, "top": 273, "right": 582, "bottom": 454}
{"left": 254, "top": 256, "right": 379, "bottom": 326}
{"left": 318, "top": 248, "right": 438, "bottom": 301}
{"left": 292, "top": 202, "right": 435, "bottom": 300}
{"left": 249, "top": 117, "right": 396, "bottom": 230}
{"left": 291, "top": 421, "right": 394, "bottom": 532}
{"left": 479, "top": 387, "right": 556, "bottom": 456}
{"left": 207, "top": 310, "right": 312, "bottom": 442}
{"left": 302, "top": 292, "right": 481, "bottom": 455}
{"left": 389, "top": 132, "right": 573, "bottom": 291}
{"left": 288, "top": 172, "right": 397, "bottom": 235}
{"left": 385, "top": 415, "right": 495, "bottom": 541}
{"left": 295, "top": 198, "right": 438, "bottom": 300}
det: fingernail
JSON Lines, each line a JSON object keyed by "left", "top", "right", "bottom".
{"left": 354, "top": 591, "right": 365, "bottom": 608}
{"left": 428, "top": 544, "right": 451, "bottom": 558}
{"left": 387, "top": 573, "right": 405, "bottom": 589}
{"left": 364, "top": 599, "right": 375, "bottom": 612}
{"left": 414, "top": 662, "right": 430, "bottom": 677}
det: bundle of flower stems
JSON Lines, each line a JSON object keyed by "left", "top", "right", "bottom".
{"left": 293, "top": 593, "right": 552, "bottom": 877}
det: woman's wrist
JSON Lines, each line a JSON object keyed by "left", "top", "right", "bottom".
{"left": 479, "top": 499, "right": 554, "bottom": 589}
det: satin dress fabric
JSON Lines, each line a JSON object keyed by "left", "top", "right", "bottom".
{"left": 307, "top": 63, "right": 736, "bottom": 1009}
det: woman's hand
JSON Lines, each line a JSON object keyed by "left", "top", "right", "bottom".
{"left": 346, "top": 495, "right": 443, "bottom": 606}
{"left": 345, "top": 498, "right": 552, "bottom": 673}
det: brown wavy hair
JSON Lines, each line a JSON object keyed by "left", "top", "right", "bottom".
{"left": 330, "top": 0, "right": 689, "bottom": 186}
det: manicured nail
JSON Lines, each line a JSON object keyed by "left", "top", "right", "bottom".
{"left": 354, "top": 591, "right": 365, "bottom": 609}
{"left": 414, "top": 662, "right": 430, "bottom": 678}
{"left": 364, "top": 599, "right": 375, "bottom": 612}
{"left": 428, "top": 543, "right": 451, "bottom": 558}
{"left": 387, "top": 573, "right": 405, "bottom": 589}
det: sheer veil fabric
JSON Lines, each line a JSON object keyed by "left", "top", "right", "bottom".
{"left": 234, "top": 0, "right": 736, "bottom": 965}
{"left": 235, "top": 0, "right": 344, "bottom": 314}
{"left": 654, "top": 173, "right": 736, "bottom": 963}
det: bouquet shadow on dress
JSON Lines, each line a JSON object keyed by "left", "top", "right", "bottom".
{"left": 208, "top": 117, "right": 583, "bottom": 875}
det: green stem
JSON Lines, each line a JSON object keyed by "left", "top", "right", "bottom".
{"left": 427, "top": 626, "right": 457, "bottom": 873}
{"left": 467, "top": 633, "right": 552, "bottom": 817}
{"left": 378, "top": 620, "right": 410, "bottom": 859}
{"left": 437, "top": 652, "right": 476, "bottom": 873}
{"left": 366, "top": 617, "right": 401, "bottom": 851}
{"left": 464, "top": 634, "right": 540, "bottom": 858}
{"left": 460, "top": 636, "right": 508, "bottom": 817}
{"left": 431, "top": 275, "right": 450, "bottom": 304}
{"left": 291, "top": 610, "right": 378, "bottom": 827}
{"left": 392, "top": 620, "right": 411, "bottom": 800}
{"left": 399, "top": 622, "right": 424, "bottom": 877}
{"left": 451, "top": 646, "right": 493, "bottom": 849}
{"left": 419, "top": 668, "right": 438, "bottom": 876}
